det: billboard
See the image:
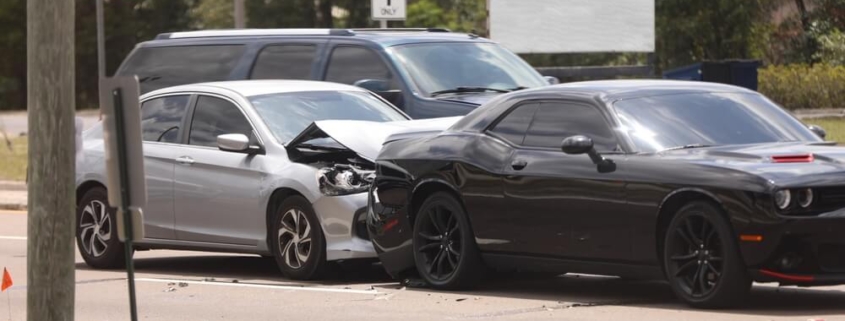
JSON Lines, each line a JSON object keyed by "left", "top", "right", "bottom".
{"left": 489, "top": 0, "right": 655, "bottom": 53}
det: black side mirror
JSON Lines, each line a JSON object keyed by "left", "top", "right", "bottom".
{"left": 561, "top": 135, "right": 616, "bottom": 173}
{"left": 544, "top": 76, "right": 560, "bottom": 85}
{"left": 808, "top": 124, "right": 827, "bottom": 139}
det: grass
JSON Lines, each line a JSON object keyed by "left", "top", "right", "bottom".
{"left": 0, "top": 135, "right": 26, "bottom": 181}
{"left": 804, "top": 117, "right": 845, "bottom": 144}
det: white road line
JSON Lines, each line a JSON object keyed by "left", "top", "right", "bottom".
{"left": 135, "top": 278, "right": 380, "bottom": 295}
{"left": 0, "top": 236, "right": 26, "bottom": 241}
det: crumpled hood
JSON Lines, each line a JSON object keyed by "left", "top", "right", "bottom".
{"left": 660, "top": 142, "right": 845, "bottom": 185}
{"left": 288, "top": 117, "right": 462, "bottom": 161}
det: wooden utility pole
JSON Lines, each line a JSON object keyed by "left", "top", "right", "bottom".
{"left": 234, "top": 0, "right": 246, "bottom": 28}
{"left": 27, "top": 0, "right": 76, "bottom": 320}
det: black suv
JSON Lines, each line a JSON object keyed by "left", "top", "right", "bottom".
{"left": 115, "top": 28, "right": 554, "bottom": 119}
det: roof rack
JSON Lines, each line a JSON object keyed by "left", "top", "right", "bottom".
{"left": 154, "top": 28, "right": 453, "bottom": 40}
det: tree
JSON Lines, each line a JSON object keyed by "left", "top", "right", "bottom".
{"left": 0, "top": 0, "right": 26, "bottom": 111}
{"left": 27, "top": 0, "right": 76, "bottom": 320}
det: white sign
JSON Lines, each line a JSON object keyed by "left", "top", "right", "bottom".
{"left": 372, "top": 0, "right": 406, "bottom": 20}
{"left": 490, "top": 0, "right": 655, "bottom": 53}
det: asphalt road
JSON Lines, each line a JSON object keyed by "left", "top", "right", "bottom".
{"left": 1, "top": 210, "right": 844, "bottom": 321}
{"left": 0, "top": 111, "right": 100, "bottom": 137}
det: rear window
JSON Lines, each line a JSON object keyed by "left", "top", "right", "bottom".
{"left": 118, "top": 45, "right": 246, "bottom": 94}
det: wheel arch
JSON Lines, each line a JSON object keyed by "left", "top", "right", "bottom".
{"left": 76, "top": 180, "right": 107, "bottom": 205}
{"left": 265, "top": 187, "right": 309, "bottom": 249}
{"left": 409, "top": 178, "right": 465, "bottom": 228}
{"left": 655, "top": 188, "right": 730, "bottom": 269}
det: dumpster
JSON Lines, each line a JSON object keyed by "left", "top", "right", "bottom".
{"left": 663, "top": 60, "right": 760, "bottom": 91}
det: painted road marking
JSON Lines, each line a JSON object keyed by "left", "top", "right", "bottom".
{"left": 0, "top": 236, "right": 26, "bottom": 241}
{"left": 136, "top": 278, "right": 380, "bottom": 295}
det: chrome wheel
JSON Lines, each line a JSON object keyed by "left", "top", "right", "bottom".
{"left": 667, "top": 213, "right": 723, "bottom": 298}
{"left": 79, "top": 200, "right": 112, "bottom": 258}
{"left": 278, "top": 208, "right": 312, "bottom": 269}
{"left": 416, "top": 204, "right": 461, "bottom": 281}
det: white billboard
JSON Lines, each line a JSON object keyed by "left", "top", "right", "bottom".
{"left": 489, "top": 0, "right": 655, "bottom": 53}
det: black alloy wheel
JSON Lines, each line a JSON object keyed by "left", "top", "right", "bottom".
{"left": 413, "top": 192, "right": 483, "bottom": 289}
{"left": 664, "top": 201, "right": 751, "bottom": 308}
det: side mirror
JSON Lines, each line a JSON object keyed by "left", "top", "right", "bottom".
{"left": 808, "top": 124, "right": 827, "bottom": 139}
{"left": 544, "top": 76, "right": 560, "bottom": 85}
{"left": 561, "top": 135, "right": 594, "bottom": 154}
{"left": 217, "top": 133, "right": 259, "bottom": 154}
{"left": 353, "top": 79, "right": 390, "bottom": 92}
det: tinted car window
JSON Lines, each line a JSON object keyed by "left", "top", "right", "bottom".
{"left": 250, "top": 45, "right": 317, "bottom": 80}
{"left": 488, "top": 103, "right": 539, "bottom": 145}
{"left": 119, "top": 45, "right": 245, "bottom": 94}
{"left": 140, "top": 95, "right": 190, "bottom": 143}
{"left": 189, "top": 96, "right": 254, "bottom": 148}
{"left": 249, "top": 90, "right": 408, "bottom": 145}
{"left": 614, "top": 92, "right": 822, "bottom": 153}
{"left": 324, "top": 46, "right": 396, "bottom": 88}
{"left": 524, "top": 102, "right": 618, "bottom": 152}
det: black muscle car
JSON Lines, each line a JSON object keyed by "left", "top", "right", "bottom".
{"left": 366, "top": 80, "right": 845, "bottom": 308}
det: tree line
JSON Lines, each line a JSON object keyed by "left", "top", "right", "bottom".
{"left": 0, "top": 0, "right": 843, "bottom": 111}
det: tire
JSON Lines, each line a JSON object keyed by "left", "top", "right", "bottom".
{"left": 76, "top": 187, "right": 127, "bottom": 269}
{"left": 412, "top": 192, "right": 484, "bottom": 290}
{"left": 270, "top": 195, "right": 328, "bottom": 280}
{"left": 663, "top": 201, "right": 751, "bottom": 309}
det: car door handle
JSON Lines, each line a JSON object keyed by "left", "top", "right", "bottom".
{"left": 511, "top": 159, "right": 528, "bottom": 170}
{"left": 175, "top": 156, "right": 194, "bottom": 165}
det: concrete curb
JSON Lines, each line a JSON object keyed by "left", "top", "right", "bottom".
{"left": 0, "top": 203, "right": 26, "bottom": 211}
{"left": 0, "top": 182, "right": 27, "bottom": 211}
{"left": 0, "top": 180, "right": 26, "bottom": 191}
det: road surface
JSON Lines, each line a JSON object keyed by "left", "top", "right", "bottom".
{"left": 1, "top": 210, "right": 844, "bottom": 321}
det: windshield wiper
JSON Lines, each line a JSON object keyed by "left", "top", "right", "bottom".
{"left": 430, "top": 86, "right": 511, "bottom": 97}
{"left": 660, "top": 144, "right": 716, "bottom": 152}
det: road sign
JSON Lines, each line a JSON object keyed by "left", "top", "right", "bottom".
{"left": 372, "top": 0, "right": 406, "bottom": 20}
{"left": 99, "top": 76, "right": 145, "bottom": 242}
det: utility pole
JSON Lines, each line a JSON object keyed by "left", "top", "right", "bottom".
{"left": 27, "top": 0, "right": 76, "bottom": 320}
{"left": 234, "top": 0, "right": 246, "bottom": 28}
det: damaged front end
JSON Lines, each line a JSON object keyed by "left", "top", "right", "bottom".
{"left": 317, "top": 164, "right": 375, "bottom": 196}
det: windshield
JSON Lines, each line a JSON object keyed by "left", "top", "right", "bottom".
{"left": 249, "top": 90, "right": 408, "bottom": 144}
{"left": 613, "top": 92, "right": 822, "bottom": 153}
{"left": 389, "top": 42, "right": 547, "bottom": 96}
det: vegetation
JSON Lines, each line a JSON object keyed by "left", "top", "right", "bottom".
{"left": 1, "top": 0, "right": 845, "bottom": 111}
{"left": 759, "top": 64, "right": 845, "bottom": 110}
{"left": 0, "top": 136, "right": 27, "bottom": 181}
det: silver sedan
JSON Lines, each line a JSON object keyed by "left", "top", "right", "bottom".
{"left": 75, "top": 80, "right": 456, "bottom": 280}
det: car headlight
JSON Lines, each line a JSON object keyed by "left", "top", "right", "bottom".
{"left": 317, "top": 164, "right": 375, "bottom": 196}
{"left": 774, "top": 189, "right": 792, "bottom": 210}
{"left": 797, "top": 188, "right": 814, "bottom": 208}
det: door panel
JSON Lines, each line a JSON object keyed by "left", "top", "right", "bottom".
{"left": 173, "top": 147, "right": 264, "bottom": 245}
{"left": 142, "top": 143, "right": 177, "bottom": 239}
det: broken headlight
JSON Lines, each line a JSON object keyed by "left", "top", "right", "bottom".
{"left": 317, "top": 164, "right": 375, "bottom": 196}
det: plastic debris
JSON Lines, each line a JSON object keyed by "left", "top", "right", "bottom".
{"left": 178, "top": 282, "right": 189, "bottom": 287}
{"left": 164, "top": 287, "right": 176, "bottom": 292}
{"left": 456, "top": 298, "right": 467, "bottom": 302}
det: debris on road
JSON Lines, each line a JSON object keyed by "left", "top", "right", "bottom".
{"left": 164, "top": 287, "right": 176, "bottom": 292}
{"left": 178, "top": 282, "right": 189, "bottom": 288}
{"left": 456, "top": 298, "right": 467, "bottom": 302}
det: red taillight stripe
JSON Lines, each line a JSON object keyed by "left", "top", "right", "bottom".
{"left": 771, "top": 154, "right": 814, "bottom": 163}
{"left": 759, "top": 269, "right": 815, "bottom": 282}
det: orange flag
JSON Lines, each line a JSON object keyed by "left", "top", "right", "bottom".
{"left": 1, "top": 268, "right": 12, "bottom": 291}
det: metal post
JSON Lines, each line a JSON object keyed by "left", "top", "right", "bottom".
{"left": 380, "top": 20, "right": 387, "bottom": 29}
{"left": 234, "top": 0, "right": 246, "bottom": 28}
{"left": 112, "top": 88, "right": 139, "bottom": 321}
{"left": 96, "top": 0, "right": 105, "bottom": 78}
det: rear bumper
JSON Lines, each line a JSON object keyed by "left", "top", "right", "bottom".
{"left": 751, "top": 269, "right": 845, "bottom": 286}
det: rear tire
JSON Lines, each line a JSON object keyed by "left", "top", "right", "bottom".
{"left": 76, "top": 187, "right": 127, "bottom": 269}
{"left": 412, "top": 192, "right": 484, "bottom": 290}
{"left": 270, "top": 195, "right": 328, "bottom": 280}
{"left": 663, "top": 201, "right": 751, "bottom": 309}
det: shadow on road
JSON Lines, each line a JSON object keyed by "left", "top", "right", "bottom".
{"left": 77, "top": 253, "right": 845, "bottom": 316}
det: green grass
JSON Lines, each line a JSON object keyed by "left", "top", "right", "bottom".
{"left": 0, "top": 135, "right": 27, "bottom": 181}
{"left": 804, "top": 117, "right": 845, "bottom": 144}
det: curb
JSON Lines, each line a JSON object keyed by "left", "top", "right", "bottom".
{"left": 0, "top": 203, "right": 26, "bottom": 211}
{"left": 0, "top": 181, "right": 26, "bottom": 191}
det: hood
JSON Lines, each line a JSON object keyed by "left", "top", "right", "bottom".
{"left": 659, "top": 142, "right": 845, "bottom": 185}
{"left": 433, "top": 92, "right": 499, "bottom": 106}
{"left": 287, "top": 117, "right": 462, "bottom": 161}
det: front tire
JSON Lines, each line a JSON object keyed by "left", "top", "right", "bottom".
{"left": 76, "top": 187, "right": 127, "bottom": 269}
{"left": 412, "top": 192, "right": 484, "bottom": 290}
{"left": 270, "top": 195, "right": 328, "bottom": 280}
{"left": 663, "top": 201, "right": 751, "bottom": 309}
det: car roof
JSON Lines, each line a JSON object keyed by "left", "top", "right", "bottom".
{"left": 527, "top": 79, "right": 755, "bottom": 101}
{"left": 449, "top": 80, "right": 761, "bottom": 132}
{"left": 143, "top": 28, "right": 493, "bottom": 48}
{"left": 141, "top": 80, "right": 366, "bottom": 99}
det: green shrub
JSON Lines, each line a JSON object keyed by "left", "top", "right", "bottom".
{"left": 758, "top": 64, "right": 845, "bottom": 110}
